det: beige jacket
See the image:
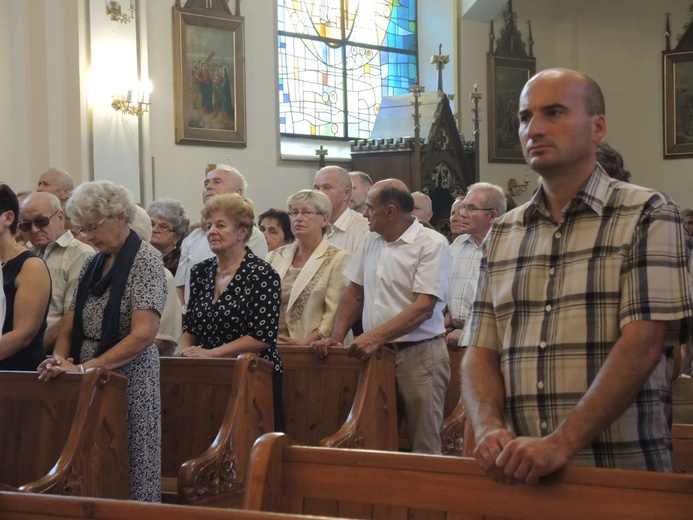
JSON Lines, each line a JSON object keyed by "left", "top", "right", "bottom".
{"left": 268, "top": 238, "right": 349, "bottom": 343}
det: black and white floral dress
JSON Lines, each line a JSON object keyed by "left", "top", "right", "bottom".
{"left": 74, "top": 241, "right": 167, "bottom": 502}
{"left": 183, "top": 248, "right": 284, "bottom": 430}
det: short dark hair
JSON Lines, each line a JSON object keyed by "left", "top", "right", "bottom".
{"left": 258, "top": 208, "right": 294, "bottom": 242}
{"left": 0, "top": 184, "right": 19, "bottom": 234}
{"left": 376, "top": 185, "right": 414, "bottom": 213}
{"left": 583, "top": 74, "right": 605, "bottom": 116}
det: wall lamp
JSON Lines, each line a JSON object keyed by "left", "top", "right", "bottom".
{"left": 106, "top": 1, "right": 135, "bottom": 24}
{"left": 112, "top": 84, "right": 151, "bottom": 116}
{"left": 507, "top": 173, "right": 531, "bottom": 197}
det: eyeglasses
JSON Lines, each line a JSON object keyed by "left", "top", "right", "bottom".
{"left": 77, "top": 216, "right": 111, "bottom": 236}
{"left": 18, "top": 210, "right": 59, "bottom": 232}
{"left": 151, "top": 221, "right": 172, "bottom": 232}
{"left": 457, "top": 204, "right": 494, "bottom": 214}
{"left": 289, "top": 209, "right": 324, "bottom": 218}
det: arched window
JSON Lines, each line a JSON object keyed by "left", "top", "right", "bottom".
{"left": 278, "top": 1, "right": 418, "bottom": 141}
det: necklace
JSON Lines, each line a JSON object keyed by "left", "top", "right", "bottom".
{"left": 217, "top": 260, "right": 242, "bottom": 278}
{"left": 1, "top": 243, "right": 19, "bottom": 265}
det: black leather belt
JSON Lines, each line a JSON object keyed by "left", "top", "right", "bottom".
{"left": 386, "top": 333, "right": 445, "bottom": 352}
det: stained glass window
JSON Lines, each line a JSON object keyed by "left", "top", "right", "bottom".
{"left": 278, "top": 1, "right": 418, "bottom": 140}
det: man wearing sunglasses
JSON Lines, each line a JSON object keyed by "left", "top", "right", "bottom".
{"left": 19, "top": 192, "right": 94, "bottom": 352}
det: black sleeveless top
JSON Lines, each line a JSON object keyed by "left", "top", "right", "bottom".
{"left": 0, "top": 250, "right": 48, "bottom": 370}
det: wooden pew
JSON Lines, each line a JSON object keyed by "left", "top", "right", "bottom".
{"left": 160, "top": 354, "right": 275, "bottom": 507}
{"left": 440, "top": 344, "right": 469, "bottom": 456}
{"left": 0, "top": 490, "right": 332, "bottom": 520}
{"left": 0, "top": 368, "right": 128, "bottom": 498}
{"left": 673, "top": 423, "right": 693, "bottom": 473}
{"left": 279, "top": 346, "right": 398, "bottom": 450}
{"left": 243, "top": 433, "right": 693, "bottom": 520}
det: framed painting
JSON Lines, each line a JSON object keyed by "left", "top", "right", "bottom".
{"left": 663, "top": 50, "right": 693, "bottom": 159}
{"left": 487, "top": 54, "right": 535, "bottom": 163}
{"left": 172, "top": 7, "right": 246, "bottom": 147}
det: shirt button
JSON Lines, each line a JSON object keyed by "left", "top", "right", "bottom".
{"left": 545, "top": 304, "right": 552, "bottom": 312}
{"left": 549, "top": 267, "right": 555, "bottom": 275}
{"left": 541, "top": 421, "right": 548, "bottom": 430}
{"left": 555, "top": 231, "right": 562, "bottom": 238}
{"left": 539, "top": 341, "right": 546, "bottom": 349}
{"left": 537, "top": 381, "right": 544, "bottom": 389}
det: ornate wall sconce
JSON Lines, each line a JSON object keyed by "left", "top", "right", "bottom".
{"left": 106, "top": 1, "right": 135, "bottom": 24}
{"left": 507, "top": 174, "right": 531, "bottom": 197}
{"left": 111, "top": 87, "right": 150, "bottom": 116}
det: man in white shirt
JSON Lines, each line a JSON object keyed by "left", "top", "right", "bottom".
{"left": 348, "top": 170, "right": 373, "bottom": 215}
{"left": 312, "top": 179, "right": 452, "bottom": 454}
{"left": 445, "top": 183, "right": 506, "bottom": 348}
{"left": 314, "top": 166, "right": 370, "bottom": 254}
{"left": 412, "top": 191, "right": 433, "bottom": 225}
{"left": 175, "top": 165, "right": 268, "bottom": 305}
{"left": 19, "top": 191, "right": 94, "bottom": 352}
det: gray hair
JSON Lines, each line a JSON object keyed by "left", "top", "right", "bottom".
{"left": 66, "top": 180, "right": 136, "bottom": 224}
{"left": 43, "top": 168, "right": 74, "bottom": 190}
{"left": 349, "top": 171, "right": 373, "bottom": 187}
{"left": 287, "top": 189, "right": 332, "bottom": 220}
{"left": 21, "top": 191, "right": 62, "bottom": 213}
{"left": 315, "top": 165, "right": 351, "bottom": 190}
{"left": 411, "top": 191, "right": 432, "bottom": 205}
{"left": 214, "top": 164, "right": 248, "bottom": 195}
{"left": 131, "top": 205, "right": 152, "bottom": 241}
{"left": 466, "top": 182, "right": 507, "bottom": 215}
{"left": 147, "top": 198, "right": 189, "bottom": 239}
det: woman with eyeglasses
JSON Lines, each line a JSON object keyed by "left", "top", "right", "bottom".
{"left": 0, "top": 184, "right": 50, "bottom": 371}
{"left": 267, "top": 189, "right": 350, "bottom": 346}
{"left": 175, "top": 193, "right": 284, "bottom": 430}
{"left": 37, "top": 180, "right": 167, "bottom": 502}
{"left": 147, "top": 198, "right": 189, "bottom": 276}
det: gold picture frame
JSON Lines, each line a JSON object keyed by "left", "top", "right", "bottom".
{"left": 487, "top": 54, "right": 535, "bottom": 163}
{"left": 663, "top": 49, "right": 693, "bottom": 159}
{"left": 172, "top": 7, "right": 246, "bottom": 147}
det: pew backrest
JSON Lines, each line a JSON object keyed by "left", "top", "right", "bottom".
{"left": 0, "top": 368, "right": 128, "bottom": 498}
{"left": 162, "top": 354, "right": 275, "bottom": 507}
{"left": 243, "top": 433, "right": 693, "bottom": 520}
{"left": 0, "top": 490, "right": 334, "bottom": 520}
{"left": 279, "top": 346, "right": 397, "bottom": 451}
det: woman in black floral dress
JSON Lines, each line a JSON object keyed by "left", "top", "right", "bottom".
{"left": 175, "top": 193, "right": 284, "bottom": 430}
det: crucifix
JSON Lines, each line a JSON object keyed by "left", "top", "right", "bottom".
{"left": 430, "top": 44, "right": 450, "bottom": 93}
{"left": 409, "top": 79, "right": 425, "bottom": 186}
{"left": 315, "top": 145, "right": 328, "bottom": 169}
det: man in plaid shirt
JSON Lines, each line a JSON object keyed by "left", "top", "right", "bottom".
{"left": 462, "top": 69, "right": 692, "bottom": 484}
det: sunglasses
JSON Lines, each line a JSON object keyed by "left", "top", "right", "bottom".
{"left": 18, "top": 210, "right": 59, "bottom": 232}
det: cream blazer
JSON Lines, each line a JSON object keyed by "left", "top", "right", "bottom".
{"left": 268, "top": 238, "right": 350, "bottom": 343}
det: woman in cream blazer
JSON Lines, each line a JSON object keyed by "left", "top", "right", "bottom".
{"left": 268, "top": 190, "right": 349, "bottom": 345}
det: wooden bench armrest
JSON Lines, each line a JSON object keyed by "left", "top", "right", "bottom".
{"left": 178, "top": 353, "right": 275, "bottom": 506}
{"left": 319, "top": 347, "right": 398, "bottom": 451}
{"left": 19, "top": 367, "right": 128, "bottom": 497}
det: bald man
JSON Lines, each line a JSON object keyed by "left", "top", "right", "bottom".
{"left": 314, "top": 166, "right": 369, "bottom": 254}
{"left": 312, "top": 179, "right": 452, "bottom": 454}
{"left": 37, "top": 168, "right": 74, "bottom": 207}
{"left": 175, "top": 165, "right": 268, "bottom": 305}
{"left": 348, "top": 171, "right": 373, "bottom": 214}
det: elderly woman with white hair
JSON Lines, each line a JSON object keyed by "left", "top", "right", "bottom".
{"left": 268, "top": 189, "right": 349, "bottom": 346}
{"left": 147, "top": 198, "right": 189, "bottom": 276}
{"left": 38, "top": 180, "right": 167, "bottom": 502}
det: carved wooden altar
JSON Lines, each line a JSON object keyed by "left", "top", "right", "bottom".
{"left": 350, "top": 91, "right": 476, "bottom": 235}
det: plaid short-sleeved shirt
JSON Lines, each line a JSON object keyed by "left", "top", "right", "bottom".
{"left": 463, "top": 166, "right": 692, "bottom": 471}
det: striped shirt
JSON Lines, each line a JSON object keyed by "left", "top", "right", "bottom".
{"left": 447, "top": 234, "right": 483, "bottom": 330}
{"left": 463, "top": 166, "right": 692, "bottom": 471}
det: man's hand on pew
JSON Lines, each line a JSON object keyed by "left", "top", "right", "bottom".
{"left": 473, "top": 427, "right": 517, "bottom": 484}
{"left": 346, "top": 331, "right": 383, "bottom": 361}
{"left": 310, "top": 337, "right": 343, "bottom": 359}
{"left": 495, "top": 435, "right": 571, "bottom": 485}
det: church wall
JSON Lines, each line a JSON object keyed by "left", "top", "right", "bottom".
{"left": 459, "top": 0, "right": 693, "bottom": 209}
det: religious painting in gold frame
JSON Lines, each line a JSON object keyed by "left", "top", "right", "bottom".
{"left": 663, "top": 49, "right": 693, "bottom": 159}
{"left": 172, "top": 7, "right": 246, "bottom": 147}
{"left": 487, "top": 54, "right": 535, "bottom": 163}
